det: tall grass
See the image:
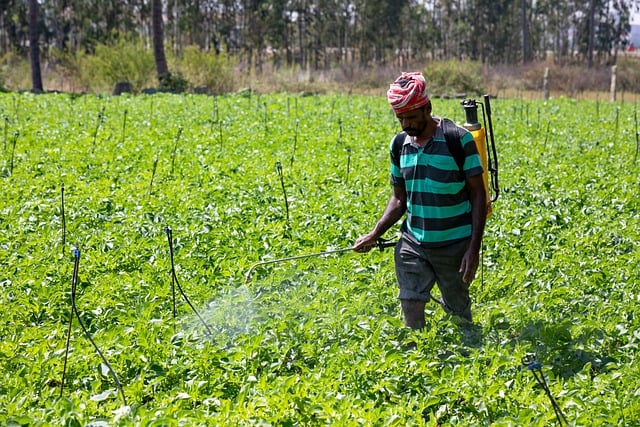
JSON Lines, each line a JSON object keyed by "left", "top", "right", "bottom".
{"left": 2, "top": 39, "right": 640, "bottom": 97}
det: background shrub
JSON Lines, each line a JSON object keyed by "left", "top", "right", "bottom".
{"left": 80, "top": 39, "right": 155, "bottom": 92}
{"left": 616, "top": 58, "right": 640, "bottom": 94}
{"left": 423, "top": 60, "right": 485, "bottom": 97}
{"left": 171, "top": 46, "right": 237, "bottom": 94}
{"left": 0, "top": 52, "right": 30, "bottom": 91}
{"left": 158, "top": 71, "right": 189, "bottom": 93}
{"left": 2, "top": 40, "right": 640, "bottom": 98}
{"left": 48, "top": 48, "right": 87, "bottom": 92}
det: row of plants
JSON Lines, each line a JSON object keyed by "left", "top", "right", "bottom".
{"left": 0, "top": 91, "right": 639, "bottom": 425}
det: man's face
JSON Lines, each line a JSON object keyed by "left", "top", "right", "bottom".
{"left": 395, "top": 107, "right": 427, "bottom": 136}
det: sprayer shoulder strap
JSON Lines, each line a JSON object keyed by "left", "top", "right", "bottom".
{"left": 391, "top": 119, "right": 465, "bottom": 172}
{"left": 391, "top": 131, "right": 407, "bottom": 165}
{"left": 441, "top": 119, "right": 466, "bottom": 172}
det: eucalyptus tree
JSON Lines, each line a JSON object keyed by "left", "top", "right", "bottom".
{"left": 341, "top": 1, "right": 357, "bottom": 66}
{"left": 436, "top": 0, "right": 467, "bottom": 60}
{"left": 289, "top": 0, "right": 311, "bottom": 69}
{"left": 212, "top": 0, "right": 241, "bottom": 55}
{"left": 522, "top": 0, "right": 532, "bottom": 62}
{"left": 587, "top": 0, "right": 598, "bottom": 67}
{"left": 29, "top": 0, "right": 43, "bottom": 92}
{"left": 263, "top": 0, "right": 293, "bottom": 68}
{"left": 179, "top": 0, "right": 207, "bottom": 50}
{"left": 164, "top": 0, "right": 221, "bottom": 52}
{"left": 152, "top": 0, "right": 170, "bottom": 82}
{"left": 237, "top": 0, "right": 274, "bottom": 71}
{"left": 608, "top": 0, "right": 632, "bottom": 62}
{"left": 421, "top": 0, "right": 446, "bottom": 60}
{"left": 308, "top": 0, "right": 332, "bottom": 69}
{"left": 387, "top": 0, "right": 436, "bottom": 65}
{"left": 592, "top": 0, "right": 632, "bottom": 63}
{"left": 351, "top": 0, "right": 410, "bottom": 65}
{"left": 0, "top": 0, "right": 28, "bottom": 55}
{"left": 532, "top": 0, "right": 572, "bottom": 64}
{"left": 4, "top": 0, "right": 640, "bottom": 84}
{"left": 571, "top": 0, "right": 631, "bottom": 66}
{"left": 34, "top": 0, "right": 149, "bottom": 54}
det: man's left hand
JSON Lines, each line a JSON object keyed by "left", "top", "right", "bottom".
{"left": 459, "top": 249, "right": 480, "bottom": 284}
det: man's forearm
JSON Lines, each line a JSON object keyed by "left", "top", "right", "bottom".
{"left": 371, "top": 194, "right": 406, "bottom": 239}
{"left": 468, "top": 190, "right": 487, "bottom": 253}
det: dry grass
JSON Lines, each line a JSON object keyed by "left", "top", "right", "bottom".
{"left": 3, "top": 53, "right": 640, "bottom": 101}
{"left": 214, "top": 59, "right": 640, "bottom": 101}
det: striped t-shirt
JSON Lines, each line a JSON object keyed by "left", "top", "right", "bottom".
{"left": 389, "top": 118, "right": 483, "bottom": 247}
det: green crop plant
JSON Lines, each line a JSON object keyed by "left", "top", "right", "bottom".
{"left": 0, "top": 92, "right": 638, "bottom": 426}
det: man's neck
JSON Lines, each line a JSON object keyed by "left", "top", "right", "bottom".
{"left": 413, "top": 117, "right": 438, "bottom": 146}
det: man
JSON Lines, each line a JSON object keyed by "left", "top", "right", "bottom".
{"left": 353, "top": 71, "right": 486, "bottom": 329}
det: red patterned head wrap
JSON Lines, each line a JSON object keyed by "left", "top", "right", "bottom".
{"left": 387, "top": 71, "right": 430, "bottom": 114}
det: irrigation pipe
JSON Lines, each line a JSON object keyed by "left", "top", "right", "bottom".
{"left": 165, "top": 226, "right": 214, "bottom": 337}
{"left": 634, "top": 106, "right": 639, "bottom": 164}
{"left": 61, "top": 247, "right": 127, "bottom": 406}
{"left": 522, "top": 353, "right": 569, "bottom": 425}
{"left": 61, "top": 183, "right": 66, "bottom": 255}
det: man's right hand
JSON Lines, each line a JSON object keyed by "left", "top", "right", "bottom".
{"left": 353, "top": 188, "right": 406, "bottom": 253}
{"left": 352, "top": 234, "right": 378, "bottom": 253}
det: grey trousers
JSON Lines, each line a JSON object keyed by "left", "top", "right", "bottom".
{"left": 394, "top": 235, "right": 472, "bottom": 321}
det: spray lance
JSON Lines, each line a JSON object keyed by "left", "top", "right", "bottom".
{"left": 244, "top": 238, "right": 451, "bottom": 308}
{"left": 244, "top": 238, "right": 396, "bottom": 286}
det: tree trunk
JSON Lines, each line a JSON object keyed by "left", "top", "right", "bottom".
{"left": 29, "top": 0, "right": 43, "bottom": 93}
{"left": 152, "top": 0, "right": 170, "bottom": 81}
{"left": 587, "top": 0, "right": 596, "bottom": 67}
{"left": 521, "top": 0, "right": 531, "bottom": 63}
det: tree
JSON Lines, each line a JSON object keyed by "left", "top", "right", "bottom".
{"left": 29, "top": 0, "right": 43, "bottom": 93}
{"left": 2, "top": 0, "right": 638, "bottom": 80}
{"left": 587, "top": 0, "right": 597, "bottom": 67}
{"left": 522, "top": 0, "right": 532, "bottom": 63}
{"left": 151, "top": 0, "right": 170, "bottom": 82}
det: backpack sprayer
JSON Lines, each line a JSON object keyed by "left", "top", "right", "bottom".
{"left": 461, "top": 94, "right": 500, "bottom": 215}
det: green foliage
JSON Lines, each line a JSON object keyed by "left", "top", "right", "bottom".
{"left": 0, "top": 51, "right": 31, "bottom": 91}
{"left": 158, "top": 72, "right": 189, "bottom": 93}
{"left": 80, "top": 39, "right": 155, "bottom": 93}
{"left": 171, "top": 46, "right": 237, "bottom": 94}
{"left": 0, "top": 55, "right": 6, "bottom": 91}
{"left": 1, "top": 0, "right": 628, "bottom": 70}
{"left": 48, "top": 48, "right": 88, "bottom": 92}
{"left": 616, "top": 58, "right": 640, "bottom": 93}
{"left": 0, "top": 92, "right": 639, "bottom": 425}
{"left": 423, "top": 60, "right": 485, "bottom": 97}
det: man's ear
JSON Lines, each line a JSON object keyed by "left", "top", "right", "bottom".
{"left": 423, "top": 100, "right": 432, "bottom": 116}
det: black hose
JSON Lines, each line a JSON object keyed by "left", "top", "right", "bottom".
{"left": 165, "top": 226, "right": 214, "bottom": 338}
{"left": 61, "top": 248, "right": 127, "bottom": 406}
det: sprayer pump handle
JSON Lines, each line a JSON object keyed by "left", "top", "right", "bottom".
{"left": 376, "top": 238, "right": 398, "bottom": 251}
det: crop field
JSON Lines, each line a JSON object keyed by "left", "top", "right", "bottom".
{"left": 1, "top": 91, "right": 639, "bottom": 426}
